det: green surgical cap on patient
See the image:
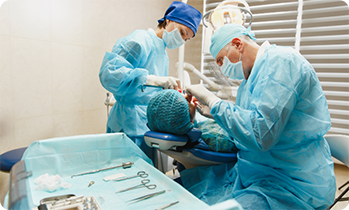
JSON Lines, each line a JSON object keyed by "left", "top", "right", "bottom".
{"left": 147, "top": 89, "right": 193, "bottom": 135}
{"left": 210, "top": 24, "right": 256, "bottom": 59}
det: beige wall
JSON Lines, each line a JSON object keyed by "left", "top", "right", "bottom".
{"left": 182, "top": 0, "right": 203, "bottom": 85}
{"left": 0, "top": 0, "right": 203, "bottom": 205}
{"left": 0, "top": 0, "right": 177, "bottom": 151}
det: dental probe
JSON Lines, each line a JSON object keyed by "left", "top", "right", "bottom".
{"left": 71, "top": 161, "right": 133, "bottom": 178}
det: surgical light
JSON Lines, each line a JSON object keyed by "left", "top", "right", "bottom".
{"left": 203, "top": 0, "right": 253, "bottom": 30}
{"left": 202, "top": 0, "right": 253, "bottom": 54}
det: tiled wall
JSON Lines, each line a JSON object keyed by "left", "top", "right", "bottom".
{"left": 182, "top": 0, "right": 203, "bottom": 85}
{"left": 0, "top": 0, "right": 204, "bottom": 204}
{"left": 0, "top": 0, "right": 180, "bottom": 152}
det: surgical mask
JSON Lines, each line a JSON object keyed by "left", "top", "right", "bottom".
{"left": 220, "top": 54, "right": 244, "bottom": 80}
{"left": 162, "top": 28, "right": 185, "bottom": 49}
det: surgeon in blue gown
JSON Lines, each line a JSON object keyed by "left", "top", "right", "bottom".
{"left": 99, "top": 1, "right": 202, "bottom": 161}
{"left": 184, "top": 24, "right": 336, "bottom": 209}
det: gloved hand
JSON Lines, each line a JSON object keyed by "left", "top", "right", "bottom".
{"left": 146, "top": 75, "right": 180, "bottom": 90}
{"left": 185, "top": 84, "right": 221, "bottom": 108}
{"left": 196, "top": 102, "right": 214, "bottom": 119}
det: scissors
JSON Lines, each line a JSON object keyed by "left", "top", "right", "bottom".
{"left": 115, "top": 179, "right": 156, "bottom": 193}
{"left": 111, "top": 171, "right": 148, "bottom": 181}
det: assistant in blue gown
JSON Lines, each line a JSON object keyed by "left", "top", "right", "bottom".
{"left": 99, "top": 1, "right": 201, "bottom": 160}
{"left": 182, "top": 24, "right": 336, "bottom": 210}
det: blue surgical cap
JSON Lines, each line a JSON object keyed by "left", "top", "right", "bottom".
{"left": 210, "top": 24, "right": 257, "bottom": 59}
{"left": 147, "top": 89, "right": 193, "bottom": 135}
{"left": 158, "top": 1, "right": 202, "bottom": 37}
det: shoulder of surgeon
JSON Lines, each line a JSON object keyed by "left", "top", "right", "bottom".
{"left": 111, "top": 29, "right": 157, "bottom": 54}
{"left": 253, "top": 45, "right": 314, "bottom": 85}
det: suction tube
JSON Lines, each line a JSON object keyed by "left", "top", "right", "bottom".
{"left": 176, "top": 62, "right": 221, "bottom": 91}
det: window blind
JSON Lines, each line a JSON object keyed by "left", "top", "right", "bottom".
{"left": 201, "top": 0, "right": 349, "bottom": 135}
{"left": 300, "top": 0, "right": 349, "bottom": 135}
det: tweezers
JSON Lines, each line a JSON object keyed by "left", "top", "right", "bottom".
{"left": 126, "top": 190, "right": 166, "bottom": 204}
{"left": 156, "top": 201, "right": 179, "bottom": 210}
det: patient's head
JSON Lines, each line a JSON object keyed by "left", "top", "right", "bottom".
{"left": 147, "top": 89, "right": 195, "bottom": 135}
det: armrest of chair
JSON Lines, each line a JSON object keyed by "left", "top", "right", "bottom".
{"left": 325, "top": 134, "right": 349, "bottom": 166}
{"left": 144, "top": 131, "right": 188, "bottom": 150}
{"left": 0, "top": 147, "right": 27, "bottom": 172}
{"left": 144, "top": 130, "right": 238, "bottom": 169}
{"left": 187, "top": 148, "right": 237, "bottom": 163}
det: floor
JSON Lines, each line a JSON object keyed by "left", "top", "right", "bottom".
{"left": 1, "top": 164, "right": 348, "bottom": 209}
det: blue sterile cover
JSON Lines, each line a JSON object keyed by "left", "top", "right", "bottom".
{"left": 5, "top": 133, "right": 209, "bottom": 210}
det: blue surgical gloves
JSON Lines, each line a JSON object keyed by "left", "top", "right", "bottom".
{"left": 146, "top": 75, "right": 180, "bottom": 89}
{"left": 186, "top": 84, "right": 221, "bottom": 109}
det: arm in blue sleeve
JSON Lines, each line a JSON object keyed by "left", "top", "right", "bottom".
{"left": 99, "top": 37, "right": 151, "bottom": 97}
{"left": 211, "top": 55, "right": 299, "bottom": 152}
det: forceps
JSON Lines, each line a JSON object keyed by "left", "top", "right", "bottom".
{"left": 126, "top": 190, "right": 166, "bottom": 204}
{"left": 115, "top": 179, "right": 156, "bottom": 193}
{"left": 111, "top": 171, "right": 148, "bottom": 181}
{"left": 156, "top": 201, "right": 179, "bottom": 210}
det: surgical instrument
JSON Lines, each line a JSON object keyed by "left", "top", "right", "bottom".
{"left": 40, "top": 194, "right": 76, "bottom": 205}
{"left": 88, "top": 181, "right": 95, "bottom": 187}
{"left": 156, "top": 201, "right": 179, "bottom": 210}
{"left": 39, "top": 195, "right": 84, "bottom": 209}
{"left": 110, "top": 171, "right": 148, "bottom": 181}
{"left": 39, "top": 195, "right": 102, "bottom": 210}
{"left": 115, "top": 179, "right": 156, "bottom": 193}
{"left": 141, "top": 84, "right": 163, "bottom": 92}
{"left": 126, "top": 190, "right": 166, "bottom": 204}
{"left": 71, "top": 161, "right": 133, "bottom": 178}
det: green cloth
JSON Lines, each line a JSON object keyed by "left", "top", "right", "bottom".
{"left": 195, "top": 119, "right": 238, "bottom": 153}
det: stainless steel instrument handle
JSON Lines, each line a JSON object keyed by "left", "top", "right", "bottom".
{"left": 156, "top": 201, "right": 179, "bottom": 210}
{"left": 71, "top": 161, "right": 133, "bottom": 178}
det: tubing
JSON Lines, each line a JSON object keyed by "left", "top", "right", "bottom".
{"left": 176, "top": 62, "right": 221, "bottom": 91}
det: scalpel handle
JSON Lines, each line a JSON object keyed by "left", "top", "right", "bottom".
{"left": 71, "top": 162, "right": 133, "bottom": 178}
{"left": 71, "top": 169, "right": 99, "bottom": 178}
{"left": 99, "top": 162, "right": 133, "bottom": 172}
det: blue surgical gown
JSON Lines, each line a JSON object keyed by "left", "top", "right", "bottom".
{"left": 181, "top": 45, "right": 336, "bottom": 209}
{"left": 99, "top": 29, "right": 169, "bottom": 157}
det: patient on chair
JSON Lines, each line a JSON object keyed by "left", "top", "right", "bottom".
{"left": 147, "top": 89, "right": 238, "bottom": 153}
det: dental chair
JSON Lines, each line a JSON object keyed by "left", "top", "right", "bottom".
{"left": 144, "top": 128, "right": 237, "bottom": 170}
{"left": 325, "top": 134, "right": 349, "bottom": 209}
{"left": 0, "top": 147, "right": 27, "bottom": 172}
{"left": 142, "top": 64, "right": 238, "bottom": 170}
